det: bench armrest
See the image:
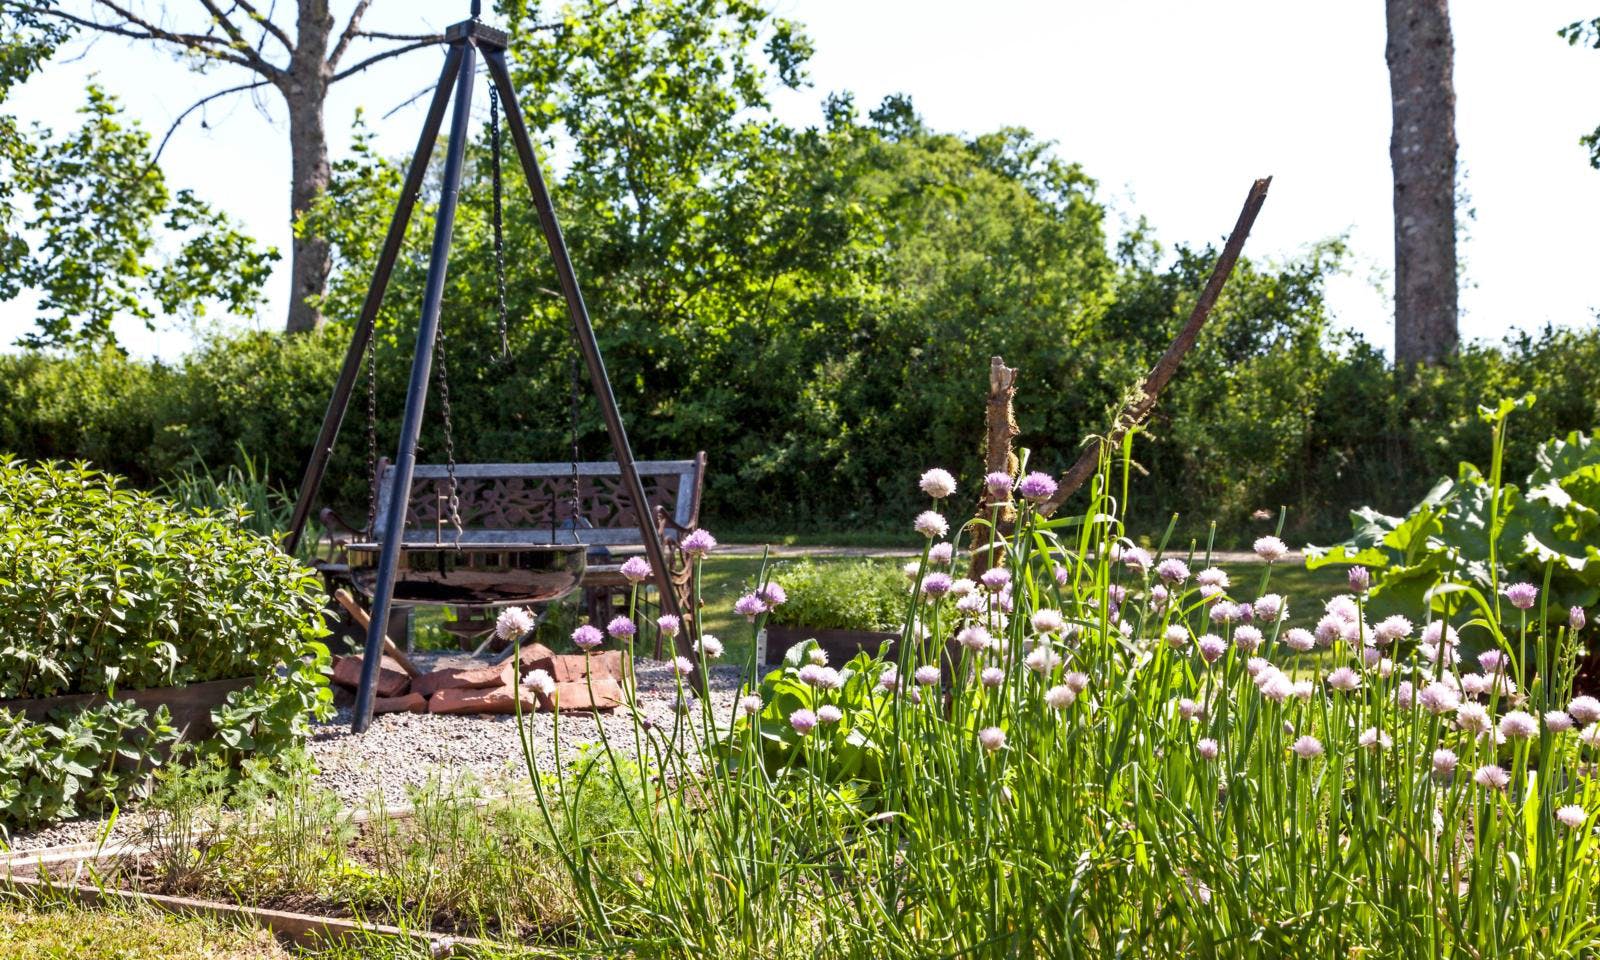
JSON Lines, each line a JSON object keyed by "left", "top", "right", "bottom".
{"left": 319, "top": 506, "right": 366, "bottom": 547}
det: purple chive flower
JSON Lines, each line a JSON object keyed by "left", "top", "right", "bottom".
{"left": 914, "top": 665, "right": 941, "bottom": 687}
{"left": 1197, "top": 567, "right": 1229, "bottom": 589}
{"left": 977, "top": 726, "right": 1006, "bottom": 752}
{"left": 1198, "top": 634, "right": 1227, "bottom": 664}
{"left": 1283, "top": 628, "right": 1316, "bottom": 652}
{"left": 495, "top": 606, "right": 535, "bottom": 640}
{"left": 606, "top": 616, "right": 637, "bottom": 639}
{"left": 1546, "top": 710, "right": 1575, "bottom": 733}
{"left": 1253, "top": 594, "right": 1286, "bottom": 622}
{"left": 681, "top": 528, "right": 718, "bottom": 558}
{"left": 1500, "top": 710, "right": 1538, "bottom": 740}
{"left": 671, "top": 656, "right": 694, "bottom": 676}
{"left": 816, "top": 704, "right": 844, "bottom": 725}
{"left": 619, "top": 556, "right": 652, "bottom": 582}
{"left": 1358, "top": 727, "right": 1392, "bottom": 751}
{"left": 657, "top": 614, "right": 681, "bottom": 637}
{"left": 919, "top": 468, "right": 957, "bottom": 500}
{"left": 1164, "top": 625, "right": 1190, "bottom": 649}
{"left": 1063, "top": 671, "right": 1089, "bottom": 693}
{"left": 1253, "top": 536, "right": 1289, "bottom": 563}
{"left": 956, "top": 626, "right": 992, "bottom": 651}
{"left": 697, "top": 635, "right": 724, "bottom": 659}
{"left": 1557, "top": 804, "right": 1588, "bottom": 829}
{"left": 1326, "top": 666, "right": 1361, "bottom": 692}
{"left": 1504, "top": 582, "right": 1539, "bottom": 611}
{"left": 738, "top": 695, "right": 763, "bottom": 717}
{"left": 1044, "top": 685, "right": 1076, "bottom": 709}
{"left": 1234, "top": 625, "right": 1264, "bottom": 653}
{"left": 1570, "top": 696, "right": 1600, "bottom": 725}
{"left": 754, "top": 581, "right": 787, "bottom": 607}
{"left": 878, "top": 668, "right": 899, "bottom": 691}
{"left": 1016, "top": 471, "right": 1058, "bottom": 502}
{"left": 1474, "top": 764, "right": 1510, "bottom": 790}
{"left": 928, "top": 542, "right": 955, "bottom": 566}
{"left": 1431, "top": 748, "right": 1459, "bottom": 780}
{"left": 734, "top": 593, "right": 768, "bottom": 621}
{"left": 980, "top": 567, "right": 1010, "bottom": 591}
{"left": 980, "top": 667, "right": 1004, "bottom": 688}
{"left": 984, "top": 471, "right": 1013, "bottom": 498}
{"left": 914, "top": 510, "right": 949, "bottom": 539}
{"left": 789, "top": 709, "right": 818, "bottom": 734}
{"left": 1373, "top": 615, "right": 1411, "bottom": 645}
{"left": 1348, "top": 566, "right": 1371, "bottom": 593}
{"left": 1196, "top": 738, "right": 1220, "bottom": 760}
{"left": 922, "top": 572, "right": 954, "bottom": 596}
{"left": 1290, "top": 735, "right": 1324, "bottom": 760}
{"left": 1156, "top": 558, "right": 1191, "bottom": 584}
{"left": 1573, "top": 607, "right": 1588, "bottom": 632}
{"left": 572, "top": 625, "right": 604, "bottom": 649}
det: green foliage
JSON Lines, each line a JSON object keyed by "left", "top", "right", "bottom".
{"left": 159, "top": 445, "right": 296, "bottom": 543}
{"left": 0, "top": 85, "right": 276, "bottom": 347}
{"left": 1308, "top": 399, "right": 1600, "bottom": 622}
{"left": 0, "top": 458, "right": 332, "bottom": 833}
{"left": 763, "top": 560, "right": 907, "bottom": 631}
{"left": 0, "top": 699, "right": 177, "bottom": 830}
{"left": 1560, "top": 17, "right": 1600, "bottom": 168}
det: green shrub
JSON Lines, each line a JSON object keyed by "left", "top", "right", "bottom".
{"left": 0, "top": 457, "right": 333, "bottom": 833}
{"left": 763, "top": 559, "right": 907, "bottom": 631}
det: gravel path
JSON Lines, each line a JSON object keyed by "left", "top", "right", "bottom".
{"left": 4, "top": 657, "right": 743, "bottom": 855}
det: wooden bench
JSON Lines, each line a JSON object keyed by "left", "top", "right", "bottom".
{"left": 322, "top": 455, "right": 707, "bottom": 639}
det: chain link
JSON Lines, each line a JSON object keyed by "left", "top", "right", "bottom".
{"left": 490, "top": 83, "right": 510, "bottom": 360}
{"left": 569, "top": 339, "right": 583, "bottom": 534}
{"left": 434, "top": 321, "right": 464, "bottom": 548}
{"left": 364, "top": 330, "right": 379, "bottom": 535}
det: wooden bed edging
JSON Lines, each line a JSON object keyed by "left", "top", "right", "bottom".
{"left": 3, "top": 873, "right": 497, "bottom": 951}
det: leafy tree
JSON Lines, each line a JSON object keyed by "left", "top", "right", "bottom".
{"left": 1, "top": 85, "right": 277, "bottom": 347}
{"left": 1560, "top": 17, "right": 1600, "bottom": 168}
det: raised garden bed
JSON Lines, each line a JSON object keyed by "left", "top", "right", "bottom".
{"left": 761, "top": 626, "right": 899, "bottom": 667}
{"left": 1, "top": 677, "right": 260, "bottom": 743}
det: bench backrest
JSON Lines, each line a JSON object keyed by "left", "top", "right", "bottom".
{"left": 373, "top": 455, "right": 706, "bottom": 547}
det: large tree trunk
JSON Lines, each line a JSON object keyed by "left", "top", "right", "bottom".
{"left": 1386, "top": 0, "right": 1458, "bottom": 368}
{"left": 282, "top": 0, "right": 335, "bottom": 333}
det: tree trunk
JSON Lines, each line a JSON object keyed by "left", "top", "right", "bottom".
{"left": 282, "top": 0, "right": 335, "bottom": 333}
{"left": 1386, "top": 0, "right": 1458, "bottom": 368}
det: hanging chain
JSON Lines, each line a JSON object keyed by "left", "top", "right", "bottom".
{"left": 489, "top": 83, "right": 511, "bottom": 360}
{"left": 433, "top": 320, "right": 465, "bottom": 548}
{"left": 364, "top": 330, "right": 379, "bottom": 536}
{"left": 568, "top": 339, "right": 583, "bottom": 529}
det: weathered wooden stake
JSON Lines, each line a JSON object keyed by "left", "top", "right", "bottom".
{"left": 967, "top": 357, "right": 1018, "bottom": 578}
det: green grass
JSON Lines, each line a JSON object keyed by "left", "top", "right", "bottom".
{"left": 0, "top": 900, "right": 289, "bottom": 959}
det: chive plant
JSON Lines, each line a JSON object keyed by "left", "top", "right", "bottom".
{"left": 513, "top": 436, "right": 1599, "bottom": 958}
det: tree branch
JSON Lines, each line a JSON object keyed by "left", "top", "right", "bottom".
{"left": 227, "top": 0, "right": 294, "bottom": 54}
{"left": 191, "top": 0, "right": 277, "bottom": 72}
{"left": 326, "top": 0, "right": 373, "bottom": 69}
{"left": 152, "top": 76, "right": 272, "bottom": 163}
{"left": 330, "top": 37, "right": 445, "bottom": 83}
{"left": 60, "top": 0, "right": 270, "bottom": 72}
{"left": 1037, "top": 177, "right": 1273, "bottom": 518}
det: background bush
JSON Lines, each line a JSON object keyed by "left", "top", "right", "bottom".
{"left": 0, "top": 458, "right": 333, "bottom": 833}
{"left": 764, "top": 560, "right": 909, "bottom": 631}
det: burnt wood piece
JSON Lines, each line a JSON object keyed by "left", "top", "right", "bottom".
{"left": 1038, "top": 178, "right": 1272, "bottom": 518}
{"left": 0, "top": 677, "right": 259, "bottom": 742}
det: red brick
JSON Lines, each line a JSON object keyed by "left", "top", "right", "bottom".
{"left": 427, "top": 684, "right": 540, "bottom": 715}
{"left": 546, "top": 678, "right": 625, "bottom": 713}
{"left": 516, "top": 642, "right": 557, "bottom": 675}
{"left": 546, "top": 651, "right": 623, "bottom": 684}
{"left": 374, "top": 692, "right": 427, "bottom": 714}
{"left": 413, "top": 663, "right": 512, "bottom": 699}
{"left": 332, "top": 655, "right": 411, "bottom": 698}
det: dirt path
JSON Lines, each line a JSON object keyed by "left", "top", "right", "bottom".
{"left": 718, "top": 544, "right": 1298, "bottom": 564}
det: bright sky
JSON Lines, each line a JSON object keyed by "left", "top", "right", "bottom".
{"left": 3, "top": 1, "right": 1599, "bottom": 359}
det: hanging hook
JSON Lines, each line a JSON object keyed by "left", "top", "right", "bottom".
{"left": 471, "top": 0, "right": 483, "bottom": 19}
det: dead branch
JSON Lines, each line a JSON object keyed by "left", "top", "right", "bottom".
{"left": 966, "top": 357, "right": 1018, "bottom": 577}
{"left": 1037, "top": 176, "right": 1273, "bottom": 518}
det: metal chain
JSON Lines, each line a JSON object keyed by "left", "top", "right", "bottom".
{"left": 364, "top": 330, "right": 379, "bottom": 535}
{"left": 433, "top": 320, "right": 465, "bottom": 548}
{"left": 489, "top": 83, "right": 511, "bottom": 360}
{"left": 568, "top": 340, "right": 583, "bottom": 527}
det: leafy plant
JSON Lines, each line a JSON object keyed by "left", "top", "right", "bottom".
{"left": 763, "top": 560, "right": 907, "bottom": 631}
{"left": 1306, "top": 397, "right": 1600, "bottom": 623}
{"left": 159, "top": 444, "right": 295, "bottom": 542}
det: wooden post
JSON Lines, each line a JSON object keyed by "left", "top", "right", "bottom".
{"left": 967, "top": 357, "right": 1018, "bottom": 578}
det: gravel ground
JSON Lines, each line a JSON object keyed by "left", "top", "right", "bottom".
{"left": 4, "top": 657, "right": 743, "bottom": 855}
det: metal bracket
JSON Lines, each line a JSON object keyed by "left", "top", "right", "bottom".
{"left": 445, "top": 18, "right": 508, "bottom": 50}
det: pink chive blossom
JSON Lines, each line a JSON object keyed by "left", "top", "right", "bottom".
{"left": 1031, "top": 609, "right": 1066, "bottom": 634}
{"left": 1025, "top": 645, "right": 1062, "bottom": 675}
{"left": 1314, "top": 614, "right": 1346, "bottom": 647}
{"left": 1500, "top": 710, "right": 1538, "bottom": 740}
{"left": 1395, "top": 681, "right": 1415, "bottom": 709}
{"left": 980, "top": 667, "right": 1005, "bottom": 688}
{"left": 1581, "top": 725, "right": 1600, "bottom": 751}
{"left": 997, "top": 588, "right": 1014, "bottom": 614}
{"left": 1156, "top": 558, "right": 1191, "bottom": 584}
{"left": 734, "top": 594, "right": 768, "bottom": 621}
{"left": 1546, "top": 710, "right": 1575, "bottom": 733}
{"left": 1478, "top": 650, "right": 1508, "bottom": 675}
{"left": 1256, "top": 669, "right": 1294, "bottom": 704}
{"left": 1177, "top": 697, "right": 1204, "bottom": 720}
{"left": 670, "top": 656, "right": 695, "bottom": 677}
{"left": 697, "top": 635, "right": 724, "bottom": 659}
{"left": 1359, "top": 727, "right": 1393, "bottom": 751}
{"left": 1246, "top": 656, "right": 1270, "bottom": 678}
{"left": 738, "top": 695, "right": 763, "bottom": 717}
{"left": 1198, "top": 634, "right": 1227, "bottom": 664}
{"left": 1326, "top": 595, "right": 1360, "bottom": 622}
{"left": 949, "top": 577, "right": 976, "bottom": 598}
{"left": 1421, "top": 621, "right": 1460, "bottom": 647}
{"left": 914, "top": 665, "right": 941, "bottom": 686}
{"left": 1283, "top": 628, "right": 1316, "bottom": 653}
{"left": 980, "top": 567, "right": 1011, "bottom": 591}
{"left": 657, "top": 614, "right": 681, "bottom": 638}
{"left": 914, "top": 511, "right": 949, "bottom": 539}
{"left": 524, "top": 669, "right": 557, "bottom": 697}
{"left": 1119, "top": 545, "right": 1153, "bottom": 572}
{"left": 1253, "top": 594, "right": 1286, "bottom": 622}
{"left": 1570, "top": 696, "right": 1600, "bottom": 725}
{"left": 922, "top": 572, "right": 954, "bottom": 596}
{"left": 1210, "top": 602, "right": 1240, "bottom": 625}
{"left": 1063, "top": 671, "right": 1090, "bottom": 694}
{"left": 1197, "top": 567, "right": 1229, "bottom": 589}
{"left": 800, "top": 665, "right": 844, "bottom": 690}
{"left": 1044, "top": 685, "right": 1076, "bottom": 709}
{"left": 1017, "top": 471, "right": 1058, "bottom": 502}
{"left": 1419, "top": 681, "right": 1461, "bottom": 715}
{"left": 1557, "top": 805, "right": 1588, "bottom": 829}
{"left": 1291, "top": 735, "right": 1324, "bottom": 759}
{"left": 928, "top": 542, "right": 955, "bottom": 566}
{"left": 808, "top": 647, "right": 829, "bottom": 666}
{"left": 919, "top": 468, "right": 957, "bottom": 499}
{"left": 789, "top": 709, "right": 818, "bottom": 734}
{"left": 1234, "top": 625, "right": 1264, "bottom": 654}
{"left": 572, "top": 625, "right": 605, "bottom": 650}
{"left": 816, "top": 704, "right": 844, "bottom": 725}
{"left": 1432, "top": 749, "right": 1461, "bottom": 780}
{"left": 619, "top": 556, "right": 653, "bottom": 582}
{"left": 1461, "top": 674, "right": 1490, "bottom": 698}
{"left": 956, "top": 626, "right": 992, "bottom": 651}
{"left": 1149, "top": 584, "right": 1170, "bottom": 608}
{"left": 1474, "top": 764, "right": 1510, "bottom": 790}
{"left": 978, "top": 726, "right": 1006, "bottom": 752}
{"left": 1373, "top": 615, "right": 1412, "bottom": 645}
{"left": 680, "top": 528, "right": 717, "bottom": 558}
{"left": 984, "top": 471, "right": 1013, "bottom": 498}
{"left": 1164, "top": 625, "right": 1190, "bottom": 649}
{"left": 1326, "top": 667, "right": 1362, "bottom": 692}
{"left": 1504, "top": 582, "right": 1539, "bottom": 611}
{"left": 757, "top": 582, "right": 788, "bottom": 607}
{"left": 1253, "top": 536, "right": 1290, "bottom": 563}
{"left": 1456, "top": 703, "right": 1493, "bottom": 736}
{"left": 1347, "top": 566, "right": 1371, "bottom": 593}
{"left": 495, "top": 606, "right": 536, "bottom": 640}
{"left": 1572, "top": 607, "right": 1587, "bottom": 631}
{"left": 1196, "top": 738, "right": 1220, "bottom": 761}
{"left": 878, "top": 668, "right": 899, "bottom": 691}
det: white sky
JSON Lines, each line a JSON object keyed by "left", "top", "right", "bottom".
{"left": 3, "top": 0, "right": 1599, "bottom": 359}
